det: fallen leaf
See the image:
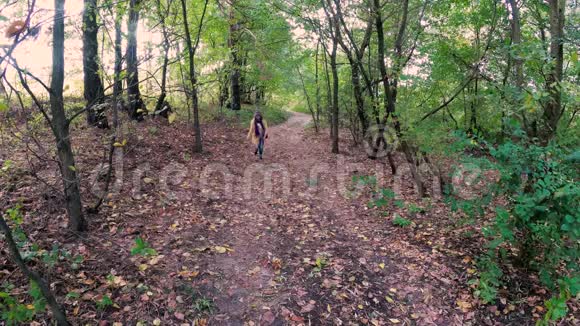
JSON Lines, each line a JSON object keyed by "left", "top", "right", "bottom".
{"left": 174, "top": 312, "right": 185, "bottom": 320}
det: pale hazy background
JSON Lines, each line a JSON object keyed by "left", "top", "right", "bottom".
{"left": 3, "top": 0, "right": 162, "bottom": 96}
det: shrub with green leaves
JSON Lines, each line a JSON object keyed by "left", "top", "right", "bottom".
{"left": 392, "top": 215, "right": 412, "bottom": 227}
{"left": 130, "top": 237, "right": 157, "bottom": 257}
{"left": 0, "top": 282, "right": 46, "bottom": 325}
{"left": 471, "top": 139, "right": 579, "bottom": 322}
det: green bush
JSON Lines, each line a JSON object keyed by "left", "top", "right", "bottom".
{"left": 392, "top": 215, "right": 412, "bottom": 227}
{"left": 467, "top": 138, "right": 579, "bottom": 322}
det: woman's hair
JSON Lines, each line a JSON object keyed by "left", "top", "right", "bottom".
{"left": 254, "top": 111, "right": 262, "bottom": 122}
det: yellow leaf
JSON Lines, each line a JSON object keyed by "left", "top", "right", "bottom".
{"left": 357, "top": 304, "right": 363, "bottom": 309}
{"left": 388, "top": 318, "right": 400, "bottom": 324}
{"left": 456, "top": 299, "right": 472, "bottom": 312}
{"left": 178, "top": 270, "right": 199, "bottom": 278}
{"left": 26, "top": 304, "right": 35, "bottom": 310}
{"left": 139, "top": 264, "right": 148, "bottom": 271}
{"left": 214, "top": 246, "right": 228, "bottom": 254}
{"left": 389, "top": 288, "right": 397, "bottom": 293}
{"left": 168, "top": 112, "right": 177, "bottom": 124}
{"left": 153, "top": 319, "right": 161, "bottom": 326}
{"left": 327, "top": 304, "right": 331, "bottom": 313}
{"left": 379, "top": 263, "right": 385, "bottom": 269}
{"left": 149, "top": 255, "right": 162, "bottom": 265}
{"left": 385, "top": 295, "right": 394, "bottom": 303}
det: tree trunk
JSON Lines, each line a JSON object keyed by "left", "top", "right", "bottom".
{"left": 297, "top": 66, "right": 318, "bottom": 131}
{"left": 181, "top": 0, "right": 208, "bottom": 153}
{"left": 507, "top": 0, "right": 529, "bottom": 133}
{"left": 314, "top": 40, "right": 321, "bottom": 131}
{"left": 330, "top": 33, "right": 339, "bottom": 154}
{"left": 373, "top": 0, "right": 425, "bottom": 197}
{"left": 322, "top": 42, "right": 333, "bottom": 139}
{"left": 114, "top": 6, "right": 123, "bottom": 115}
{"left": 543, "top": 0, "right": 565, "bottom": 140}
{"left": 0, "top": 216, "right": 70, "bottom": 325}
{"left": 218, "top": 68, "right": 229, "bottom": 109}
{"left": 126, "top": 0, "right": 145, "bottom": 120}
{"left": 176, "top": 41, "right": 191, "bottom": 121}
{"left": 82, "top": 0, "right": 107, "bottom": 127}
{"left": 154, "top": 0, "right": 170, "bottom": 114}
{"left": 51, "top": 0, "right": 87, "bottom": 231}
{"left": 229, "top": 2, "right": 241, "bottom": 111}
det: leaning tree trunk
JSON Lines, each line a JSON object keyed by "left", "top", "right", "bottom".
{"left": 374, "top": 0, "right": 425, "bottom": 197}
{"left": 228, "top": 2, "right": 241, "bottom": 111}
{"left": 82, "top": 0, "right": 107, "bottom": 127}
{"left": 0, "top": 216, "right": 70, "bottom": 325}
{"left": 52, "top": 0, "right": 87, "bottom": 231}
{"left": 126, "top": 0, "right": 145, "bottom": 120}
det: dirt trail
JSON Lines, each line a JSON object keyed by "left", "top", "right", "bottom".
{"left": 0, "top": 110, "right": 558, "bottom": 325}
{"left": 149, "top": 112, "right": 471, "bottom": 325}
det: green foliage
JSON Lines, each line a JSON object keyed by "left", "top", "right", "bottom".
{"left": 313, "top": 256, "right": 328, "bottom": 273}
{"left": 367, "top": 188, "right": 395, "bottom": 209}
{"left": 0, "top": 282, "right": 46, "bottom": 324}
{"left": 460, "top": 138, "right": 580, "bottom": 321}
{"left": 193, "top": 297, "right": 214, "bottom": 313}
{"left": 130, "top": 237, "right": 158, "bottom": 257}
{"left": 96, "top": 295, "right": 114, "bottom": 311}
{"left": 407, "top": 203, "right": 424, "bottom": 214}
{"left": 471, "top": 255, "right": 502, "bottom": 304}
{"left": 392, "top": 215, "right": 412, "bottom": 227}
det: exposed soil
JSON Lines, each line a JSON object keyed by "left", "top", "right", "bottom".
{"left": 0, "top": 113, "right": 577, "bottom": 325}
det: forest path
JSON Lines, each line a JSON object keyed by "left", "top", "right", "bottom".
{"left": 151, "top": 112, "right": 469, "bottom": 325}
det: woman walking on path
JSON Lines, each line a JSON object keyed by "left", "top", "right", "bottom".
{"left": 247, "top": 111, "right": 268, "bottom": 159}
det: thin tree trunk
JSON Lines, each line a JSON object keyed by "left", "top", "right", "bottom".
{"left": 543, "top": 0, "right": 565, "bottom": 140}
{"left": 126, "top": 0, "right": 145, "bottom": 120}
{"left": 90, "top": 4, "right": 124, "bottom": 213}
{"left": 0, "top": 216, "right": 70, "bottom": 325}
{"left": 297, "top": 66, "right": 317, "bottom": 131}
{"left": 374, "top": 0, "right": 424, "bottom": 197}
{"left": 322, "top": 43, "right": 332, "bottom": 139}
{"left": 176, "top": 42, "right": 191, "bottom": 121}
{"left": 229, "top": 1, "right": 241, "bottom": 111}
{"left": 330, "top": 34, "right": 339, "bottom": 154}
{"left": 113, "top": 7, "right": 123, "bottom": 121}
{"left": 181, "top": 0, "right": 208, "bottom": 153}
{"left": 314, "top": 40, "right": 321, "bottom": 131}
{"left": 82, "top": 0, "right": 107, "bottom": 127}
{"left": 51, "top": 0, "right": 87, "bottom": 231}
{"left": 154, "top": 0, "right": 171, "bottom": 114}
{"left": 507, "top": 0, "right": 529, "bottom": 134}
{"left": 218, "top": 68, "right": 229, "bottom": 109}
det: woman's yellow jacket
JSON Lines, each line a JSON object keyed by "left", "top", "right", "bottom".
{"left": 247, "top": 118, "right": 268, "bottom": 145}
